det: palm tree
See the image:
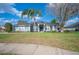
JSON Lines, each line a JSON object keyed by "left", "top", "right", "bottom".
{"left": 21, "top": 9, "right": 41, "bottom": 32}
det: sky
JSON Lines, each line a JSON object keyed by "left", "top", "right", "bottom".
{"left": 0, "top": 3, "right": 79, "bottom": 27}
{"left": 0, "top": 3, "right": 55, "bottom": 26}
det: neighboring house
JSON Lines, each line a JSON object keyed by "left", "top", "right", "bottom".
{"left": 0, "top": 26, "right": 5, "bottom": 32}
{"left": 14, "top": 21, "right": 58, "bottom": 32}
{"left": 64, "top": 27, "right": 76, "bottom": 31}
{"left": 64, "top": 22, "right": 79, "bottom": 31}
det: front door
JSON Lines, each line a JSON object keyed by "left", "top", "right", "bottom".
{"left": 30, "top": 25, "right": 33, "bottom": 32}
{"left": 39, "top": 25, "right": 44, "bottom": 32}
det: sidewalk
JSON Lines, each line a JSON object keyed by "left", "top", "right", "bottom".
{"left": 0, "top": 43, "right": 79, "bottom": 55}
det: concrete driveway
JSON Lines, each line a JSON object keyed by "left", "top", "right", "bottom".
{"left": 0, "top": 43, "right": 79, "bottom": 55}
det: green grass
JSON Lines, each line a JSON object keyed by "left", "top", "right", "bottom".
{"left": 0, "top": 32, "right": 79, "bottom": 52}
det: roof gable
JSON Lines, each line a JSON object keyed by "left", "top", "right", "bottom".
{"left": 17, "top": 21, "right": 30, "bottom": 26}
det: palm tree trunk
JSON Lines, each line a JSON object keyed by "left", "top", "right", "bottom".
{"left": 33, "top": 17, "right": 36, "bottom": 32}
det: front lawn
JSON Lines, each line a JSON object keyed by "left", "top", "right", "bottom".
{"left": 0, "top": 32, "right": 79, "bottom": 52}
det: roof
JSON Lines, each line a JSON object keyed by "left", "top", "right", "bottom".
{"left": 16, "top": 21, "right": 30, "bottom": 27}
{"left": 31, "top": 21, "right": 58, "bottom": 26}
{"left": 15, "top": 20, "right": 58, "bottom": 27}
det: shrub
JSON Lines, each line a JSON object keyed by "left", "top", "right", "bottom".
{"left": 64, "top": 30, "right": 70, "bottom": 32}
{"left": 51, "top": 30, "right": 56, "bottom": 33}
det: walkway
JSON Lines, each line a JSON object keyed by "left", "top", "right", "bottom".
{"left": 0, "top": 43, "right": 79, "bottom": 55}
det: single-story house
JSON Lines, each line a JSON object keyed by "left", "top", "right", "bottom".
{"left": 64, "top": 21, "right": 79, "bottom": 31}
{"left": 0, "top": 26, "right": 5, "bottom": 32}
{"left": 14, "top": 21, "right": 30, "bottom": 32}
{"left": 14, "top": 21, "right": 58, "bottom": 32}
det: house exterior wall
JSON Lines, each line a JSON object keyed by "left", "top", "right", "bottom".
{"left": 45, "top": 25, "right": 51, "bottom": 32}
{"left": 64, "top": 28, "right": 75, "bottom": 31}
{"left": 52, "top": 25, "right": 57, "bottom": 31}
{"left": 15, "top": 26, "right": 30, "bottom": 32}
{"left": 14, "top": 23, "right": 58, "bottom": 32}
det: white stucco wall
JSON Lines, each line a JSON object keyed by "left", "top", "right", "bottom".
{"left": 64, "top": 28, "right": 75, "bottom": 31}
{"left": 45, "top": 25, "right": 51, "bottom": 32}
{"left": 52, "top": 26, "right": 55, "bottom": 31}
{"left": 15, "top": 26, "right": 30, "bottom": 32}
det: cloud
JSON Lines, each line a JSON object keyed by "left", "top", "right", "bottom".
{"left": 17, "top": 11, "right": 22, "bottom": 17}
{"left": 64, "top": 17, "right": 79, "bottom": 27}
{"left": 66, "top": 20, "right": 76, "bottom": 24}
{"left": 35, "top": 16, "right": 41, "bottom": 20}
{"left": 23, "top": 15, "right": 28, "bottom": 18}
{"left": 0, "top": 17, "right": 19, "bottom": 25}
{"left": 0, "top": 3, "right": 21, "bottom": 17}
{"left": 47, "top": 3, "right": 56, "bottom": 8}
{"left": 0, "top": 10, "right": 5, "bottom": 13}
{"left": 66, "top": 17, "right": 79, "bottom": 23}
{"left": 5, "top": 20, "right": 11, "bottom": 23}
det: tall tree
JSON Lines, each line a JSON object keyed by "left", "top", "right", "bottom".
{"left": 51, "top": 19, "right": 57, "bottom": 24}
{"left": 47, "top": 3, "right": 79, "bottom": 32}
{"left": 4, "top": 23, "right": 13, "bottom": 32}
{"left": 21, "top": 9, "right": 41, "bottom": 32}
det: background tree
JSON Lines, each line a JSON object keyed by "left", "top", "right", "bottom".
{"left": 21, "top": 9, "right": 41, "bottom": 32}
{"left": 51, "top": 19, "right": 57, "bottom": 24}
{"left": 4, "top": 23, "right": 13, "bottom": 32}
{"left": 51, "top": 19, "right": 58, "bottom": 32}
{"left": 47, "top": 3, "right": 79, "bottom": 32}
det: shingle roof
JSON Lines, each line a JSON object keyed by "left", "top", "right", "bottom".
{"left": 15, "top": 20, "right": 58, "bottom": 27}
{"left": 16, "top": 21, "right": 30, "bottom": 27}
